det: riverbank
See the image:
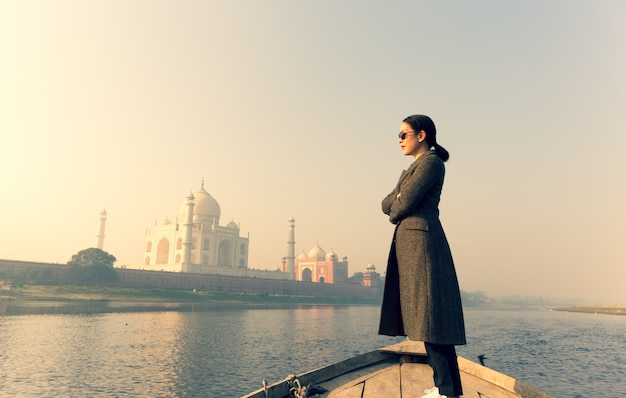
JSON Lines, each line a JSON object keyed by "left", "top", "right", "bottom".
{"left": 5, "top": 286, "right": 623, "bottom": 316}
{"left": 0, "top": 285, "right": 381, "bottom": 306}
{"left": 552, "top": 306, "right": 626, "bottom": 316}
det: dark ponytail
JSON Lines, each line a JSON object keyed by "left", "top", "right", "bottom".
{"left": 432, "top": 143, "right": 449, "bottom": 162}
{"left": 402, "top": 114, "right": 450, "bottom": 162}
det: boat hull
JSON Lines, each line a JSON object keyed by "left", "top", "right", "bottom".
{"left": 241, "top": 341, "right": 554, "bottom": 398}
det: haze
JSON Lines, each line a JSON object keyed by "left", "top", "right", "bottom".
{"left": 1, "top": 1, "right": 624, "bottom": 304}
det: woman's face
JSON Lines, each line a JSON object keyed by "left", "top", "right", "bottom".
{"left": 399, "top": 122, "right": 423, "bottom": 157}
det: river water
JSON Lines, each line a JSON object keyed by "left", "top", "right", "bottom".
{"left": 0, "top": 303, "right": 624, "bottom": 397}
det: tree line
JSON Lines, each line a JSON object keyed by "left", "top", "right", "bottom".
{"left": 2, "top": 248, "right": 118, "bottom": 287}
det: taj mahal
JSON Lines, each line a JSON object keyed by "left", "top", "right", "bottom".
{"left": 142, "top": 183, "right": 249, "bottom": 272}
{"left": 115, "top": 183, "right": 375, "bottom": 284}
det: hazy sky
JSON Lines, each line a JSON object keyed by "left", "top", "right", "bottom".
{"left": 2, "top": 1, "right": 624, "bottom": 304}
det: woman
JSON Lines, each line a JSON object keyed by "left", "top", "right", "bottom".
{"left": 379, "top": 114, "right": 466, "bottom": 398}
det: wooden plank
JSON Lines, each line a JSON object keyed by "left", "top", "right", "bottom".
{"left": 361, "top": 365, "right": 401, "bottom": 397}
{"left": 327, "top": 383, "right": 364, "bottom": 398}
{"left": 328, "top": 362, "right": 400, "bottom": 397}
{"left": 460, "top": 371, "right": 522, "bottom": 398}
{"left": 242, "top": 350, "right": 394, "bottom": 398}
{"left": 318, "top": 359, "right": 396, "bottom": 394}
{"left": 458, "top": 357, "right": 517, "bottom": 392}
{"left": 458, "top": 357, "right": 556, "bottom": 398}
{"left": 379, "top": 340, "right": 427, "bottom": 356}
{"left": 400, "top": 363, "right": 436, "bottom": 397}
{"left": 297, "top": 349, "right": 395, "bottom": 387}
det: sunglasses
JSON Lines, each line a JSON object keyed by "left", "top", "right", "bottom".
{"left": 398, "top": 131, "right": 417, "bottom": 140}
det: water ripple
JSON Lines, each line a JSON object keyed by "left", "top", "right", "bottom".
{"left": 1, "top": 306, "right": 624, "bottom": 397}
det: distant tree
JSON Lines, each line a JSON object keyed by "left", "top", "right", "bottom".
{"left": 460, "top": 290, "right": 492, "bottom": 306}
{"left": 347, "top": 272, "right": 364, "bottom": 284}
{"left": 65, "top": 248, "right": 118, "bottom": 285}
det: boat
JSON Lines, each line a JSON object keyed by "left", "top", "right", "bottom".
{"left": 241, "top": 340, "right": 554, "bottom": 398}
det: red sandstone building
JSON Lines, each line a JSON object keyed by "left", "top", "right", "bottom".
{"left": 362, "top": 263, "right": 381, "bottom": 287}
{"left": 282, "top": 243, "right": 348, "bottom": 284}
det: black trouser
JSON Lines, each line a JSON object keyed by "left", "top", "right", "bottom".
{"left": 424, "top": 342, "right": 463, "bottom": 397}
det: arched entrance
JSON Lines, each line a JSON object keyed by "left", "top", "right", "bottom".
{"left": 218, "top": 240, "right": 232, "bottom": 266}
{"left": 301, "top": 268, "right": 312, "bottom": 282}
{"left": 156, "top": 238, "right": 170, "bottom": 264}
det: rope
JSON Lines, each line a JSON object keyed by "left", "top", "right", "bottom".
{"left": 284, "top": 374, "right": 326, "bottom": 398}
{"left": 286, "top": 374, "right": 307, "bottom": 398}
{"left": 260, "top": 374, "right": 326, "bottom": 398}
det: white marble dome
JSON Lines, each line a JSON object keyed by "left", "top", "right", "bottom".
{"left": 179, "top": 186, "right": 221, "bottom": 225}
{"left": 226, "top": 220, "right": 238, "bottom": 229}
{"left": 326, "top": 249, "right": 337, "bottom": 261}
{"left": 308, "top": 243, "right": 326, "bottom": 260}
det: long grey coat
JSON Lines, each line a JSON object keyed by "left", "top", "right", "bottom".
{"left": 378, "top": 151, "right": 466, "bottom": 345}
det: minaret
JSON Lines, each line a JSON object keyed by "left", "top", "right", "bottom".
{"left": 181, "top": 192, "right": 195, "bottom": 271}
{"left": 96, "top": 209, "right": 107, "bottom": 249}
{"left": 286, "top": 216, "right": 296, "bottom": 275}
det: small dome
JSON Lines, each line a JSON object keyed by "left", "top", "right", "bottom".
{"left": 297, "top": 250, "right": 307, "bottom": 259}
{"left": 308, "top": 243, "right": 326, "bottom": 260}
{"left": 326, "top": 248, "right": 337, "bottom": 261}
{"left": 161, "top": 217, "right": 172, "bottom": 226}
{"left": 366, "top": 263, "right": 376, "bottom": 272}
{"left": 226, "top": 220, "right": 238, "bottom": 229}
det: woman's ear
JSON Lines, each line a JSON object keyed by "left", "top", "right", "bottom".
{"left": 418, "top": 130, "right": 426, "bottom": 143}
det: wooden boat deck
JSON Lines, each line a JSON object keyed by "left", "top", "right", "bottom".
{"left": 242, "top": 341, "right": 554, "bottom": 398}
{"left": 326, "top": 361, "right": 525, "bottom": 397}
{"left": 324, "top": 342, "right": 535, "bottom": 398}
